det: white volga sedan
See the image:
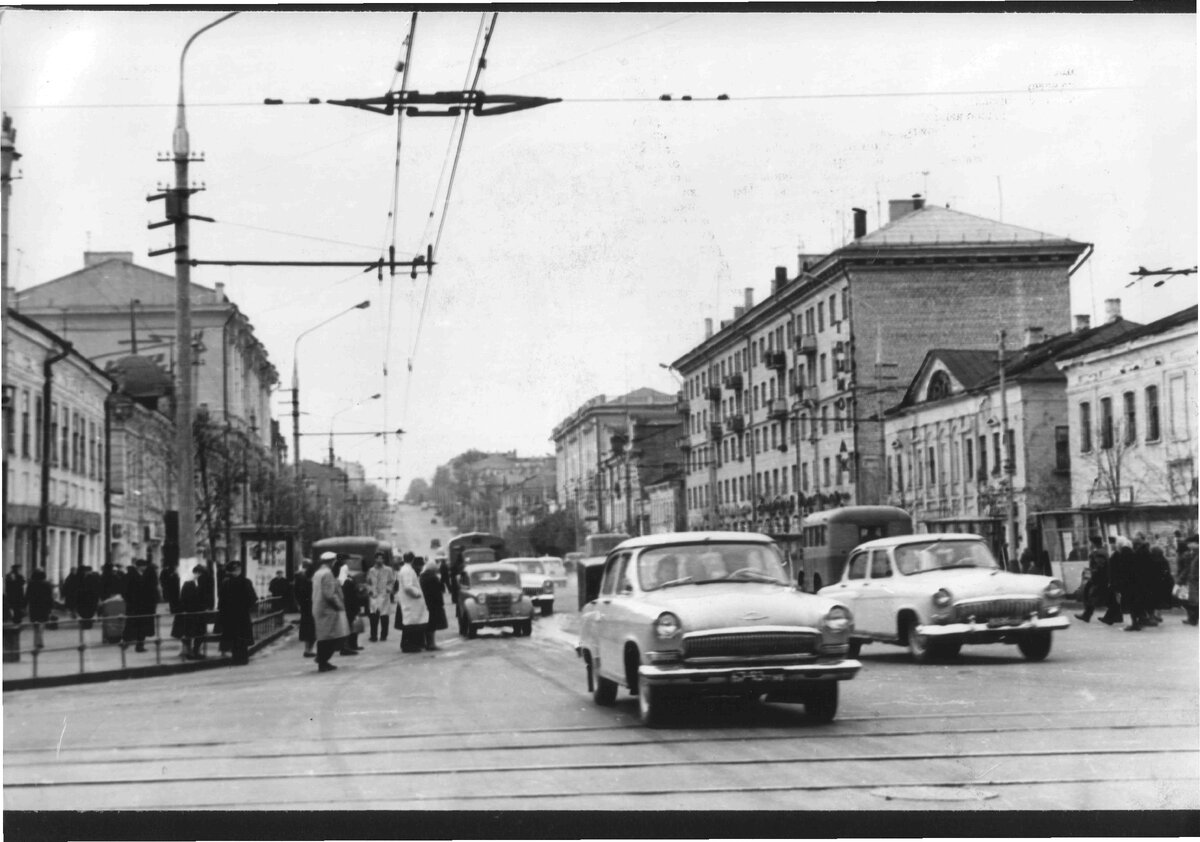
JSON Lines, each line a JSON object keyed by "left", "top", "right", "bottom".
{"left": 819, "top": 533, "right": 1069, "bottom": 663}
{"left": 577, "top": 532, "right": 861, "bottom": 726}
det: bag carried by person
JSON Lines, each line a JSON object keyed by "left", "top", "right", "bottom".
{"left": 352, "top": 616, "right": 365, "bottom": 635}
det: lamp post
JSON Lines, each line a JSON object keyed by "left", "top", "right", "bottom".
{"left": 327, "top": 393, "right": 381, "bottom": 466}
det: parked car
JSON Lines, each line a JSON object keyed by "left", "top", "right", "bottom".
{"left": 506, "top": 558, "right": 556, "bottom": 616}
{"left": 541, "top": 556, "right": 569, "bottom": 589}
{"left": 457, "top": 563, "right": 534, "bottom": 638}
{"left": 577, "top": 532, "right": 861, "bottom": 726}
{"left": 818, "top": 533, "right": 1069, "bottom": 662}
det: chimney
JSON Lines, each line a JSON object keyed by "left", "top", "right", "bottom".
{"left": 1023, "top": 326, "right": 1045, "bottom": 348}
{"left": 773, "top": 266, "right": 788, "bottom": 295}
{"left": 733, "top": 306, "right": 745, "bottom": 320}
{"left": 704, "top": 318, "right": 713, "bottom": 339}
{"left": 84, "top": 251, "right": 133, "bottom": 267}
{"left": 1074, "top": 314, "right": 1091, "bottom": 332}
{"left": 1104, "top": 298, "right": 1122, "bottom": 322}
{"left": 720, "top": 319, "right": 731, "bottom": 330}
{"left": 912, "top": 193, "right": 925, "bottom": 210}
{"left": 744, "top": 287, "right": 754, "bottom": 310}
{"left": 215, "top": 281, "right": 226, "bottom": 302}
{"left": 852, "top": 208, "right": 867, "bottom": 239}
{"left": 887, "top": 195, "right": 925, "bottom": 223}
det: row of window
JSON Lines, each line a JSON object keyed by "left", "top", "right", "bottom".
{"left": 1078, "top": 386, "right": 1160, "bottom": 452}
{"left": 888, "top": 430, "right": 1019, "bottom": 494}
{"left": 685, "top": 455, "right": 850, "bottom": 511}
{"left": 3, "top": 387, "right": 104, "bottom": 481}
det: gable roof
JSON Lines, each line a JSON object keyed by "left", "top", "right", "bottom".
{"left": 847, "top": 204, "right": 1082, "bottom": 249}
{"left": 606, "top": 387, "right": 675, "bottom": 406}
{"left": 1056, "top": 305, "right": 1197, "bottom": 361}
{"left": 16, "top": 256, "right": 222, "bottom": 310}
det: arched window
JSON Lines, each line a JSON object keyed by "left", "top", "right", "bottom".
{"left": 926, "top": 370, "right": 952, "bottom": 402}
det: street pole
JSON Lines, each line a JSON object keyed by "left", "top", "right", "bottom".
{"left": 173, "top": 12, "right": 237, "bottom": 569}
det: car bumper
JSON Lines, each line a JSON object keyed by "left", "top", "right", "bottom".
{"left": 918, "top": 615, "right": 1070, "bottom": 638}
{"left": 638, "top": 659, "right": 860, "bottom": 691}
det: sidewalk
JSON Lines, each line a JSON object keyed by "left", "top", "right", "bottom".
{"left": 2, "top": 607, "right": 293, "bottom": 691}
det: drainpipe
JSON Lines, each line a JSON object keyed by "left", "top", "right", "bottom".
{"left": 39, "top": 341, "right": 72, "bottom": 571}
{"left": 746, "top": 335, "right": 757, "bottom": 527}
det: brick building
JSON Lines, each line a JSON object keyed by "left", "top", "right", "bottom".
{"left": 671, "top": 197, "right": 1092, "bottom": 533}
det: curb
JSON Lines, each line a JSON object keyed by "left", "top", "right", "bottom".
{"left": 2, "top": 623, "right": 295, "bottom": 692}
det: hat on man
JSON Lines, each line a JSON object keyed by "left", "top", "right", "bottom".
{"left": 320, "top": 551, "right": 337, "bottom": 562}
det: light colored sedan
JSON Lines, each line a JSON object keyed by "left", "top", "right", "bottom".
{"left": 506, "top": 557, "right": 557, "bottom": 616}
{"left": 819, "top": 533, "right": 1069, "bottom": 662}
{"left": 577, "top": 532, "right": 860, "bottom": 726}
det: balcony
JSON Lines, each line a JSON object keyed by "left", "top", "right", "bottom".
{"left": 796, "top": 334, "right": 818, "bottom": 355}
{"left": 708, "top": 422, "right": 724, "bottom": 440}
{"left": 704, "top": 385, "right": 722, "bottom": 403}
{"left": 723, "top": 373, "right": 744, "bottom": 391}
{"left": 675, "top": 394, "right": 690, "bottom": 416}
{"left": 677, "top": 436, "right": 693, "bottom": 452}
{"left": 763, "top": 350, "right": 788, "bottom": 370}
{"left": 768, "top": 398, "right": 789, "bottom": 421}
{"left": 729, "top": 415, "right": 746, "bottom": 434}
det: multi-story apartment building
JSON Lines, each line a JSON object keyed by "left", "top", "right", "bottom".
{"left": 551, "top": 388, "right": 684, "bottom": 536}
{"left": 671, "top": 196, "right": 1092, "bottom": 533}
{"left": 882, "top": 308, "right": 1140, "bottom": 567}
{"left": 1049, "top": 304, "right": 1197, "bottom": 554}
{"left": 3, "top": 310, "right": 111, "bottom": 584}
{"left": 497, "top": 465, "right": 558, "bottom": 535}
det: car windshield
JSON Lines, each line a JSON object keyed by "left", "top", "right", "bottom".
{"left": 470, "top": 569, "right": 520, "bottom": 587}
{"left": 894, "top": 540, "right": 999, "bottom": 574}
{"left": 638, "top": 543, "right": 789, "bottom": 591}
{"left": 513, "top": 561, "right": 545, "bottom": 574}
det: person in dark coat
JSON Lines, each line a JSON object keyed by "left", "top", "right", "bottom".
{"left": 26, "top": 568, "right": 54, "bottom": 650}
{"left": 1130, "top": 535, "right": 1158, "bottom": 628}
{"left": 160, "top": 564, "right": 181, "bottom": 614}
{"left": 61, "top": 565, "right": 80, "bottom": 619}
{"left": 122, "top": 558, "right": 160, "bottom": 652}
{"left": 268, "top": 570, "right": 290, "bottom": 614}
{"left": 1076, "top": 535, "right": 1109, "bottom": 623}
{"left": 1147, "top": 545, "right": 1174, "bottom": 623}
{"left": 338, "top": 559, "right": 364, "bottom": 655}
{"left": 99, "top": 562, "right": 124, "bottom": 600}
{"left": 419, "top": 555, "right": 448, "bottom": 651}
{"left": 1177, "top": 534, "right": 1199, "bottom": 626}
{"left": 217, "top": 560, "right": 256, "bottom": 665}
{"left": 76, "top": 565, "right": 101, "bottom": 630}
{"left": 5, "top": 566, "right": 27, "bottom": 624}
{"left": 294, "top": 561, "right": 316, "bottom": 658}
{"left": 171, "top": 564, "right": 209, "bottom": 659}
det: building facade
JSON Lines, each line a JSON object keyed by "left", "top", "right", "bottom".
{"left": 671, "top": 197, "right": 1091, "bottom": 534}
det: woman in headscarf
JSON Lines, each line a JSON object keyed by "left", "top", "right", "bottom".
{"left": 419, "top": 556, "right": 447, "bottom": 651}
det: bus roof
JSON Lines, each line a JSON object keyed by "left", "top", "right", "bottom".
{"left": 312, "top": 536, "right": 381, "bottom": 555}
{"left": 801, "top": 506, "right": 912, "bottom": 525}
{"left": 446, "top": 532, "right": 504, "bottom": 548}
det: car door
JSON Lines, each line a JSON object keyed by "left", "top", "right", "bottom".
{"left": 827, "top": 549, "right": 869, "bottom": 633}
{"left": 595, "top": 552, "right": 633, "bottom": 684}
{"left": 855, "top": 549, "right": 897, "bottom": 637}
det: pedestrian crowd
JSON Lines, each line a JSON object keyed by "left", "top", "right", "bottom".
{"left": 293, "top": 549, "right": 450, "bottom": 673}
{"left": 1074, "top": 531, "right": 1199, "bottom": 630}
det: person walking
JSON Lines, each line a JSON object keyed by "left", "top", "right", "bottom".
{"left": 26, "top": 569, "right": 54, "bottom": 650}
{"left": 1147, "top": 544, "right": 1174, "bottom": 625}
{"left": 1076, "top": 535, "right": 1110, "bottom": 623}
{"left": 312, "top": 552, "right": 349, "bottom": 672}
{"left": 397, "top": 553, "right": 429, "bottom": 653}
{"left": 1100, "top": 536, "right": 1129, "bottom": 626}
{"left": 77, "top": 565, "right": 101, "bottom": 630}
{"left": 1176, "top": 534, "right": 1198, "bottom": 627}
{"left": 122, "top": 558, "right": 160, "bottom": 652}
{"left": 160, "top": 563, "right": 181, "bottom": 615}
{"left": 366, "top": 553, "right": 397, "bottom": 643}
{"left": 419, "top": 556, "right": 448, "bottom": 651}
{"left": 172, "top": 564, "right": 209, "bottom": 659}
{"left": 294, "top": 561, "right": 316, "bottom": 658}
{"left": 339, "top": 560, "right": 364, "bottom": 655}
{"left": 1131, "top": 535, "right": 1158, "bottom": 628}
{"left": 5, "top": 565, "right": 27, "bottom": 625}
{"left": 217, "top": 560, "right": 257, "bottom": 665}
{"left": 61, "top": 565, "right": 80, "bottom": 620}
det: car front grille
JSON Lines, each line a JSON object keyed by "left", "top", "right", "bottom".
{"left": 482, "top": 594, "right": 513, "bottom": 615}
{"left": 681, "top": 631, "right": 817, "bottom": 661}
{"left": 953, "top": 598, "right": 1039, "bottom": 622}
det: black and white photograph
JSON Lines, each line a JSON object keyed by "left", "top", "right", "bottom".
{"left": 1, "top": 5, "right": 1197, "bottom": 833}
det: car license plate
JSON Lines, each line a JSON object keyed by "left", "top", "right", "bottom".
{"left": 730, "top": 670, "right": 784, "bottom": 683}
{"left": 987, "top": 617, "right": 1024, "bottom": 628}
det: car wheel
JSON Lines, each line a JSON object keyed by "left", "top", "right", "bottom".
{"left": 1017, "top": 630, "right": 1052, "bottom": 661}
{"left": 906, "top": 618, "right": 933, "bottom": 663}
{"left": 847, "top": 638, "right": 863, "bottom": 658}
{"left": 592, "top": 667, "right": 617, "bottom": 706}
{"left": 637, "top": 680, "right": 667, "bottom": 727}
{"left": 521, "top": 619, "right": 533, "bottom": 636}
{"left": 466, "top": 622, "right": 478, "bottom": 640}
{"left": 804, "top": 681, "right": 839, "bottom": 723}
{"left": 541, "top": 602, "right": 554, "bottom": 617}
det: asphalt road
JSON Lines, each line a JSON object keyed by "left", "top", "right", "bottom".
{"left": 4, "top": 506, "right": 1198, "bottom": 823}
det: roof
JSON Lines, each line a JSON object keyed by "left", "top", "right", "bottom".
{"left": 846, "top": 204, "right": 1082, "bottom": 249}
{"left": 4, "top": 308, "right": 114, "bottom": 384}
{"left": 614, "top": 531, "right": 778, "bottom": 552}
{"left": 16, "top": 256, "right": 224, "bottom": 310}
{"left": 606, "top": 387, "right": 675, "bottom": 406}
{"left": 850, "top": 533, "right": 991, "bottom": 551}
{"left": 1056, "top": 304, "right": 1197, "bottom": 362}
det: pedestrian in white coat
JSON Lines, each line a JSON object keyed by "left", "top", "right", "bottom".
{"left": 398, "top": 553, "right": 429, "bottom": 653}
{"left": 366, "top": 553, "right": 398, "bottom": 643}
{"left": 312, "top": 552, "right": 350, "bottom": 672}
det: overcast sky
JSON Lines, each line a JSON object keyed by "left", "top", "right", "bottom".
{"left": 3, "top": 10, "right": 1195, "bottom": 494}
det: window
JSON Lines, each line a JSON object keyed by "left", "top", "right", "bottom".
{"left": 1055, "top": 426, "right": 1070, "bottom": 470}
{"left": 964, "top": 435, "right": 974, "bottom": 478}
{"left": 2, "top": 391, "right": 13, "bottom": 456}
{"left": 801, "top": 463, "right": 809, "bottom": 491}
{"left": 50, "top": 401, "right": 59, "bottom": 466}
{"left": 829, "top": 294, "right": 837, "bottom": 324}
{"left": 823, "top": 457, "right": 830, "bottom": 486}
{"left": 1123, "top": 391, "right": 1136, "bottom": 444}
{"left": 1100, "top": 397, "right": 1113, "bottom": 450}
{"left": 34, "top": 396, "right": 43, "bottom": 463}
{"left": 869, "top": 550, "right": 891, "bottom": 579}
{"left": 1080, "top": 401, "right": 1093, "bottom": 452}
{"left": 20, "top": 390, "right": 30, "bottom": 459}
{"left": 817, "top": 302, "right": 825, "bottom": 332}
{"left": 819, "top": 353, "right": 827, "bottom": 382}
{"left": 926, "top": 371, "right": 952, "bottom": 402}
{"left": 847, "top": 552, "right": 868, "bottom": 580}
{"left": 1169, "top": 374, "right": 1189, "bottom": 442}
{"left": 992, "top": 432, "right": 1001, "bottom": 474}
{"left": 821, "top": 406, "right": 828, "bottom": 434}
{"left": 928, "top": 446, "right": 937, "bottom": 487}
{"left": 61, "top": 405, "right": 70, "bottom": 470}
{"left": 977, "top": 435, "right": 988, "bottom": 478}
{"left": 1146, "top": 385, "right": 1161, "bottom": 441}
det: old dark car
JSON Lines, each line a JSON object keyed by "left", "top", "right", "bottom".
{"left": 457, "top": 563, "right": 535, "bottom": 638}
{"left": 577, "top": 532, "right": 860, "bottom": 726}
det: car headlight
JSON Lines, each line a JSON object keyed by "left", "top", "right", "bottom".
{"left": 654, "top": 612, "right": 682, "bottom": 639}
{"left": 932, "top": 588, "right": 953, "bottom": 608}
{"left": 821, "top": 605, "right": 852, "bottom": 632}
{"left": 1044, "top": 580, "right": 1065, "bottom": 600}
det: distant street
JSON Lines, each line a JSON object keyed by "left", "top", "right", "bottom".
{"left": 2, "top": 504, "right": 1196, "bottom": 814}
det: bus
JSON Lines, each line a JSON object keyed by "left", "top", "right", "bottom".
{"left": 446, "top": 532, "right": 506, "bottom": 578}
{"left": 796, "top": 506, "right": 913, "bottom": 592}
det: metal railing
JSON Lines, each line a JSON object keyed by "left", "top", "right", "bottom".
{"left": 2, "top": 598, "right": 285, "bottom": 680}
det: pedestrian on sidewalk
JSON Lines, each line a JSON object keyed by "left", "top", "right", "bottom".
{"left": 1177, "top": 534, "right": 1199, "bottom": 627}
{"left": 160, "top": 563, "right": 181, "bottom": 615}
{"left": 77, "top": 565, "right": 101, "bottom": 630}
{"left": 366, "top": 552, "right": 397, "bottom": 643}
{"left": 268, "top": 570, "right": 289, "bottom": 614}
{"left": 338, "top": 559, "right": 364, "bottom": 655}
{"left": 312, "top": 552, "right": 349, "bottom": 672}
{"left": 61, "top": 565, "right": 80, "bottom": 621}
{"left": 294, "top": 560, "right": 316, "bottom": 658}
{"left": 1147, "top": 544, "right": 1174, "bottom": 624}
{"left": 99, "top": 561, "right": 124, "bottom": 600}
{"left": 1076, "top": 535, "right": 1109, "bottom": 623}
{"left": 5, "top": 565, "right": 27, "bottom": 625}
{"left": 218, "top": 560, "right": 257, "bottom": 666}
{"left": 1131, "top": 535, "right": 1158, "bottom": 628}
{"left": 26, "top": 568, "right": 54, "bottom": 650}
{"left": 172, "top": 564, "right": 208, "bottom": 659}
{"left": 122, "top": 558, "right": 160, "bottom": 652}
{"left": 398, "top": 553, "right": 429, "bottom": 653}
{"left": 419, "top": 556, "right": 447, "bottom": 651}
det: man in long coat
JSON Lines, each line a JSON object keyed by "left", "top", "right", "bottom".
{"left": 397, "top": 553, "right": 429, "bottom": 653}
{"left": 76, "top": 565, "right": 102, "bottom": 630}
{"left": 218, "top": 560, "right": 257, "bottom": 665}
{"left": 366, "top": 553, "right": 397, "bottom": 643}
{"left": 122, "top": 558, "right": 160, "bottom": 652}
{"left": 312, "top": 552, "right": 349, "bottom": 672}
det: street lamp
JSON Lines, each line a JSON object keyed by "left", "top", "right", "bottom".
{"left": 328, "top": 393, "right": 381, "bottom": 465}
